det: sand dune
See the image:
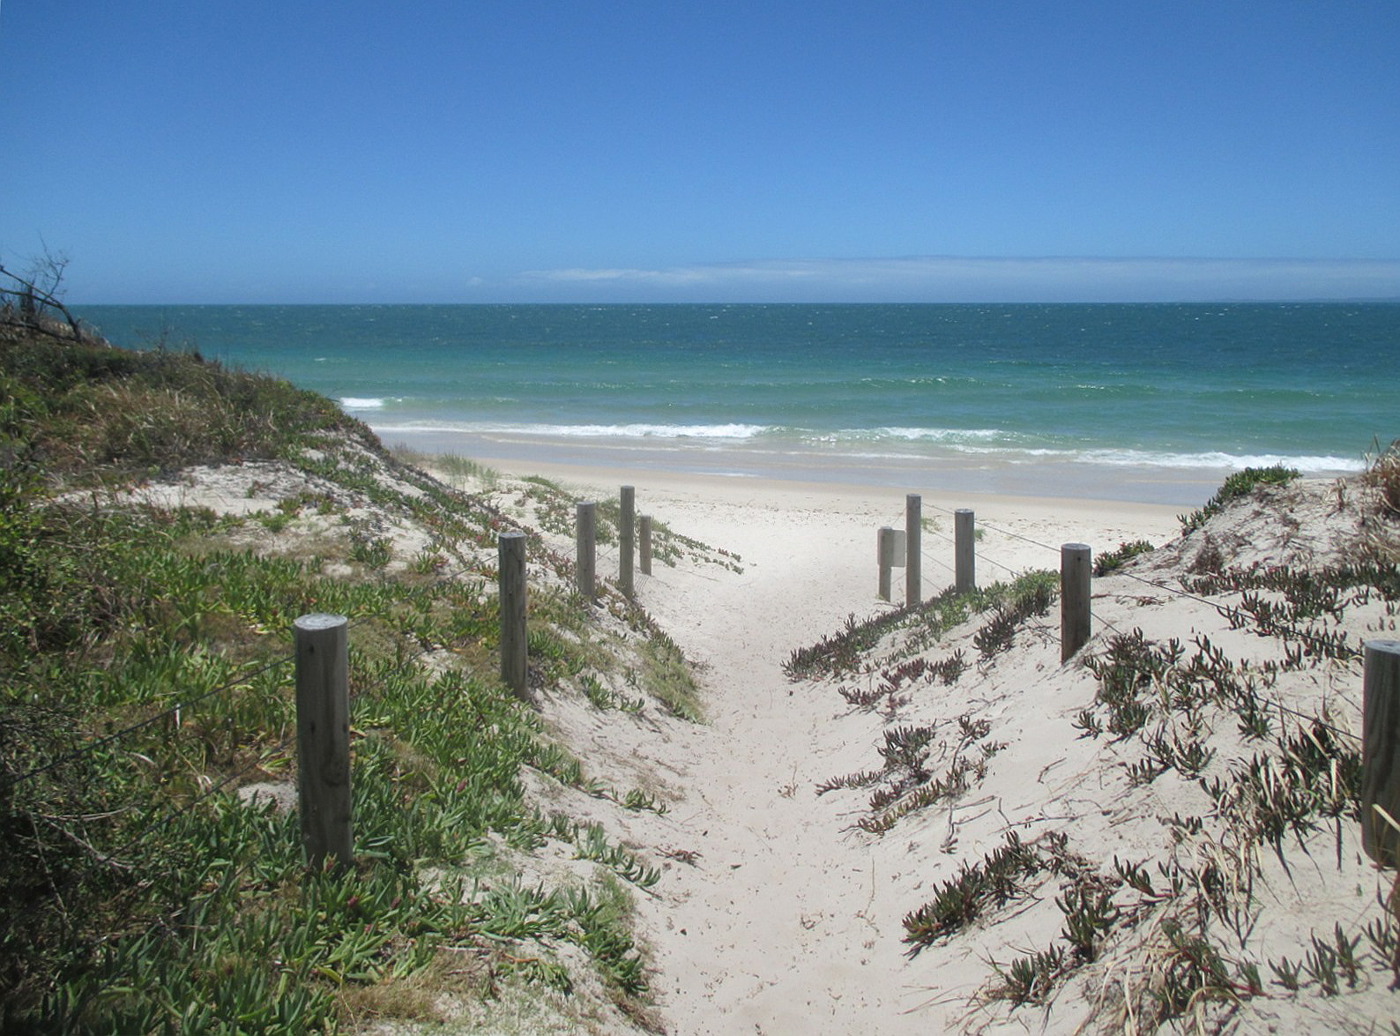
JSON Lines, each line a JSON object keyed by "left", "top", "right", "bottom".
{"left": 143, "top": 445, "right": 1398, "bottom": 1033}
{"left": 476, "top": 460, "right": 1397, "bottom": 1034}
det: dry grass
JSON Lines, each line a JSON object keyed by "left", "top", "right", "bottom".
{"left": 1365, "top": 439, "right": 1400, "bottom": 518}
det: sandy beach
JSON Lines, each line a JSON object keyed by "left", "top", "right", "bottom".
{"left": 408, "top": 446, "right": 1395, "bottom": 1034}
{"left": 379, "top": 427, "right": 1234, "bottom": 508}
{"left": 375, "top": 436, "right": 1344, "bottom": 1030}
{"left": 459, "top": 449, "right": 1189, "bottom": 584}
{"left": 590, "top": 469, "right": 1176, "bottom": 1033}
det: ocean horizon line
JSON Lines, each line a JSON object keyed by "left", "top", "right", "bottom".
{"left": 75, "top": 296, "right": 1400, "bottom": 310}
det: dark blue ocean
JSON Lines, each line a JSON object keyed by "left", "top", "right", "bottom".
{"left": 76, "top": 303, "right": 1398, "bottom": 504}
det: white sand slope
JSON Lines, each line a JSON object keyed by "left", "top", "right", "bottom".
{"left": 485, "top": 463, "right": 1398, "bottom": 1035}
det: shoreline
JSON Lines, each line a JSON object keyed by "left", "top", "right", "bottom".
{"left": 397, "top": 437, "right": 1192, "bottom": 590}
{"left": 374, "top": 426, "right": 1257, "bottom": 508}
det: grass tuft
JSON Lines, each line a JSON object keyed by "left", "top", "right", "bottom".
{"left": 1178, "top": 464, "right": 1300, "bottom": 533}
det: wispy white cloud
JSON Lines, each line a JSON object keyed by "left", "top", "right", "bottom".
{"left": 521, "top": 262, "right": 829, "bottom": 287}
{"left": 504, "top": 256, "right": 1400, "bottom": 302}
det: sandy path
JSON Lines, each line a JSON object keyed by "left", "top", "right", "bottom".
{"left": 606, "top": 478, "right": 1184, "bottom": 1034}
{"left": 632, "top": 492, "right": 920, "bottom": 1034}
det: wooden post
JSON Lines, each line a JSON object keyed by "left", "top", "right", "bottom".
{"left": 1362, "top": 639, "right": 1400, "bottom": 866}
{"left": 955, "top": 508, "right": 976, "bottom": 594}
{"left": 619, "top": 485, "right": 635, "bottom": 597}
{"left": 639, "top": 514, "right": 653, "bottom": 576}
{"left": 878, "top": 526, "right": 896, "bottom": 602}
{"left": 499, "top": 531, "right": 528, "bottom": 697}
{"left": 905, "top": 494, "right": 922, "bottom": 606}
{"left": 1060, "top": 543, "right": 1092, "bottom": 662}
{"left": 294, "top": 613, "right": 352, "bottom": 870}
{"left": 576, "top": 501, "right": 596, "bottom": 601}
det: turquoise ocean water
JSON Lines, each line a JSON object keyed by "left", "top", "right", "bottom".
{"left": 77, "top": 303, "right": 1398, "bottom": 505}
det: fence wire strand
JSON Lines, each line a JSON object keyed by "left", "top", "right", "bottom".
{"left": 920, "top": 550, "right": 955, "bottom": 577}
{"left": 8, "top": 652, "right": 296, "bottom": 789}
{"left": 5, "top": 732, "right": 298, "bottom": 937}
{"left": 9, "top": 526, "right": 498, "bottom": 791}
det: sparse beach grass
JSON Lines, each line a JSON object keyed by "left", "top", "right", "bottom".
{"left": 781, "top": 456, "right": 1400, "bottom": 1031}
{"left": 1365, "top": 439, "right": 1400, "bottom": 520}
{"left": 391, "top": 444, "right": 500, "bottom": 492}
{"left": 1177, "top": 462, "right": 1301, "bottom": 532}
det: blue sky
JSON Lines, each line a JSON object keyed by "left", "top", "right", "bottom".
{"left": 2, "top": 1, "right": 1397, "bottom": 303}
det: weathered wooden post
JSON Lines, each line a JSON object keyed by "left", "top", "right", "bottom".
{"left": 955, "top": 508, "right": 976, "bottom": 594}
{"left": 878, "top": 526, "right": 905, "bottom": 602}
{"left": 905, "top": 494, "right": 921, "bottom": 606}
{"left": 1362, "top": 639, "right": 1400, "bottom": 866}
{"left": 1061, "top": 543, "right": 1092, "bottom": 662}
{"left": 619, "top": 486, "right": 635, "bottom": 597}
{"left": 576, "top": 501, "right": 596, "bottom": 601}
{"left": 294, "top": 613, "right": 352, "bottom": 870}
{"left": 499, "top": 531, "right": 528, "bottom": 697}
{"left": 639, "top": 514, "right": 653, "bottom": 576}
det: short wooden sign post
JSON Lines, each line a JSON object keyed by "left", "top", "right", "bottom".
{"left": 878, "top": 526, "right": 905, "bottom": 602}
{"left": 294, "top": 613, "right": 353, "bottom": 870}
{"left": 576, "top": 501, "right": 597, "bottom": 600}
{"left": 1362, "top": 640, "right": 1400, "bottom": 866}
{"left": 499, "top": 531, "right": 528, "bottom": 698}
{"left": 1060, "top": 543, "right": 1092, "bottom": 662}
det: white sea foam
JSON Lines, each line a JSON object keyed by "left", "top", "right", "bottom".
{"left": 543, "top": 423, "right": 768, "bottom": 439}
{"left": 868, "top": 427, "right": 1008, "bottom": 442}
{"left": 952, "top": 445, "right": 1364, "bottom": 473}
{"left": 369, "top": 419, "right": 1365, "bottom": 475}
{"left": 1065, "top": 449, "right": 1365, "bottom": 473}
{"left": 372, "top": 421, "right": 769, "bottom": 440}
{"left": 338, "top": 397, "right": 386, "bottom": 409}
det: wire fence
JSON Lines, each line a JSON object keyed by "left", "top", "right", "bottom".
{"left": 892, "top": 495, "right": 1372, "bottom": 748}
{"left": 8, "top": 481, "right": 1395, "bottom": 925}
{"left": 3, "top": 501, "right": 659, "bottom": 921}
{"left": 5, "top": 543, "right": 495, "bottom": 795}
{"left": 588, "top": 486, "right": 1381, "bottom": 759}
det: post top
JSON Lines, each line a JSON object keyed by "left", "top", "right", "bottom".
{"left": 295, "top": 613, "right": 348, "bottom": 630}
{"left": 1062, "top": 542, "right": 1092, "bottom": 552}
{"left": 499, "top": 529, "right": 527, "bottom": 541}
{"left": 1366, "top": 639, "right": 1400, "bottom": 656}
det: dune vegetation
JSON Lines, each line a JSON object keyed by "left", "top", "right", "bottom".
{"left": 0, "top": 307, "right": 712, "bottom": 1033}
{"left": 778, "top": 452, "right": 1400, "bottom": 1031}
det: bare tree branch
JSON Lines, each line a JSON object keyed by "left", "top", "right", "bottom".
{"left": 0, "top": 254, "right": 89, "bottom": 343}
